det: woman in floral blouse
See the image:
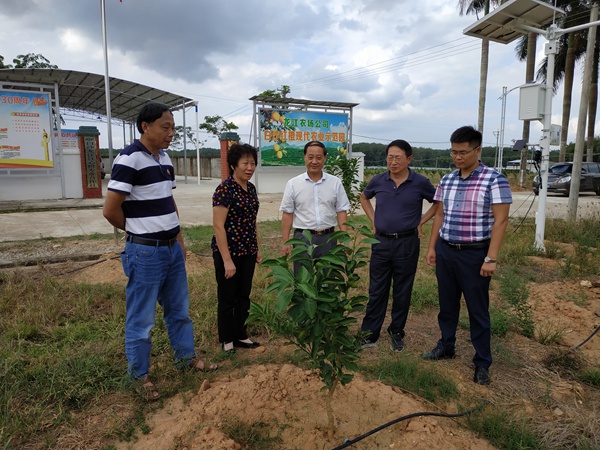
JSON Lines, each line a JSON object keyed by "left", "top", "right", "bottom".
{"left": 212, "top": 143, "right": 262, "bottom": 353}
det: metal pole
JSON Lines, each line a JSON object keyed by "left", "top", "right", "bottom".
{"left": 54, "top": 82, "right": 66, "bottom": 199}
{"left": 493, "top": 130, "right": 500, "bottom": 170}
{"left": 100, "top": 0, "right": 114, "bottom": 170}
{"left": 195, "top": 102, "right": 200, "bottom": 184}
{"left": 182, "top": 101, "right": 187, "bottom": 183}
{"left": 535, "top": 26, "right": 557, "bottom": 251}
{"left": 498, "top": 86, "right": 507, "bottom": 173}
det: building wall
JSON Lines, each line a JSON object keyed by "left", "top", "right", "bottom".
{"left": 0, "top": 148, "right": 83, "bottom": 201}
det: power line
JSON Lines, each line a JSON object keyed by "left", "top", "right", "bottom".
{"left": 292, "top": 38, "right": 486, "bottom": 89}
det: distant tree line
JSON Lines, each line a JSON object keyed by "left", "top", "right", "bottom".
{"left": 353, "top": 140, "right": 599, "bottom": 168}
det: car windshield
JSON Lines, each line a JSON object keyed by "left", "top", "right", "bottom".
{"left": 549, "top": 164, "right": 571, "bottom": 175}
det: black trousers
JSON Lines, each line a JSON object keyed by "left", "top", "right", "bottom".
{"left": 213, "top": 251, "right": 257, "bottom": 343}
{"left": 361, "top": 234, "right": 420, "bottom": 341}
{"left": 292, "top": 229, "right": 336, "bottom": 275}
{"left": 434, "top": 239, "right": 492, "bottom": 369}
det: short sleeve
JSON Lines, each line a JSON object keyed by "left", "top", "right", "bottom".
{"left": 213, "top": 182, "right": 232, "bottom": 208}
{"left": 279, "top": 180, "right": 295, "bottom": 213}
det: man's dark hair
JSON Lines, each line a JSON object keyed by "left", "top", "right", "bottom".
{"left": 227, "top": 143, "right": 258, "bottom": 175}
{"left": 450, "top": 126, "right": 482, "bottom": 148}
{"left": 303, "top": 140, "right": 327, "bottom": 156}
{"left": 386, "top": 139, "right": 413, "bottom": 157}
{"left": 137, "top": 102, "right": 172, "bottom": 134}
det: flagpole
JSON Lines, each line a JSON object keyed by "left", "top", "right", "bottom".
{"left": 101, "top": 0, "right": 114, "bottom": 170}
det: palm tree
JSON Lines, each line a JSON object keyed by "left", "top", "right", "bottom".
{"left": 586, "top": 42, "right": 599, "bottom": 162}
{"left": 458, "top": 0, "right": 501, "bottom": 134}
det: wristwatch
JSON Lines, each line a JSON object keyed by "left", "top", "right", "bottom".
{"left": 484, "top": 256, "right": 497, "bottom": 264}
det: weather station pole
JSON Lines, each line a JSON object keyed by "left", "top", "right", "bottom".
{"left": 463, "top": 0, "right": 600, "bottom": 252}
{"left": 534, "top": 24, "right": 557, "bottom": 251}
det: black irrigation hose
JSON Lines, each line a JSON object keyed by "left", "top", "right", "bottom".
{"left": 575, "top": 324, "right": 600, "bottom": 349}
{"left": 510, "top": 190, "right": 537, "bottom": 234}
{"left": 331, "top": 400, "right": 490, "bottom": 450}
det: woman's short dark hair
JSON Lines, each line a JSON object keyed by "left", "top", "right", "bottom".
{"left": 227, "top": 143, "right": 258, "bottom": 175}
{"left": 450, "top": 126, "right": 482, "bottom": 148}
{"left": 386, "top": 139, "right": 413, "bottom": 157}
{"left": 303, "top": 140, "right": 327, "bottom": 156}
{"left": 136, "top": 102, "right": 172, "bottom": 134}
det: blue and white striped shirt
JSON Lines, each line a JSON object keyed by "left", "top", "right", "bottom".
{"left": 107, "top": 140, "right": 180, "bottom": 240}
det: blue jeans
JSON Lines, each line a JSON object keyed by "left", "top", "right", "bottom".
{"left": 121, "top": 241, "right": 195, "bottom": 379}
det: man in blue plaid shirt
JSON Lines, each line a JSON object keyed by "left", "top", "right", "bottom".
{"left": 423, "top": 125, "right": 512, "bottom": 385}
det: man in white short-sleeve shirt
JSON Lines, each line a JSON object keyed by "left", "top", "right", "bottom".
{"left": 280, "top": 140, "right": 350, "bottom": 271}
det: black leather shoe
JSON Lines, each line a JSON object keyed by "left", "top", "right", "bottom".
{"left": 233, "top": 340, "right": 261, "bottom": 349}
{"left": 422, "top": 345, "right": 456, "bottom": 361}
{"left": 474, "top": 367, "right": 491, "bottom": 385}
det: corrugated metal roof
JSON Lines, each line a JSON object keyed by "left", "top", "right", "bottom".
{"left": 249, "top": 95, "right": 358, "bottom": 109}
{"left": 0, "top": 68, "right": 194, "bottom": 123}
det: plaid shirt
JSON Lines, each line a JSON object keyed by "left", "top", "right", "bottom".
{"left": 434, "top": 162, "right": 512, "bottom": 243}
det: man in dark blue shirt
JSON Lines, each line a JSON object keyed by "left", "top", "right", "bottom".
{"left": 360, "top": 139, "right": 437, "bottom": 352}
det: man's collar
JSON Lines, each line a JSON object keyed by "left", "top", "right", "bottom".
{"left": 134, "top": 139, "right": 165, "bottom": 157}
{"left": 304, "top": 171, "right": 326, "bottom": 182}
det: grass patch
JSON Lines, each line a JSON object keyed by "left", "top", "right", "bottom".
{"left": 535, "top": 321, "right": 568, "bottom": 345}
{"left": 578, "top": 367, "right": 600, "bottom": 388}
{"left": 361, "top": 354, "right": 457, "bottom": 403}
{"left": 466, "top": 406, "right": 542, "bottom": 449}
{"left": 221, "top": 418, "right": 286, "bottom": 450}
{"left": 410, "top": 272, "right": 439, "bottom": 312}
{"left": 498, "top": 267, "right": 534, "bottom": 338}
{"left": 542, "top": 348, "right": 586, "bottom": 377}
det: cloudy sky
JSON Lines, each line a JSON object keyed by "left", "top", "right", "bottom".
{"left": 0, "top": 0, "right": 587, "bottom": 152}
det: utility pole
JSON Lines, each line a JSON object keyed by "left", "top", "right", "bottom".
{"left": 493, "top": 130, "right": 500, "bottom": 170}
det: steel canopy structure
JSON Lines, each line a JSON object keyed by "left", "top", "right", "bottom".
{"left": 463, "top": 0, "right": 564, "bottom": 44}
{"left": 0, "top": 68, "right": 195, "bottom": 123}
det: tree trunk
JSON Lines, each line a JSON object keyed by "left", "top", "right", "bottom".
{"left": 478, "top": 38, "right": 489, "bottom": 134}
{"left": 586, "top": 43, "right": 598, "bottom": 163}
{"left": 560, "top": 34, "right": 580, "bottom": 162}
{"left": 587, "top": 81, "right": 597, "bottom": 163}
{"left": 326, "top": 378, "right": 339, "bottom": 438}
{"left": 520, "top": 32, "right": 537, "bottom": 187}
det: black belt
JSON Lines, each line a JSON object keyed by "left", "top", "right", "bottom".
{"left": 377, "top": 228, "right": 417, "bottom": 239}
{"left": 442, "top": 239, "right": 490, "bottom": 250}
{"left": 127, "top": 235, "right": 178, "bottom": 246}
{"left": 295, "top": 227, "right": 334, "bottom": 236}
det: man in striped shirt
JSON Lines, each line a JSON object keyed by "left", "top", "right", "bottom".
{"left": 103, "top": 103, "right": 215, "bottom": 401}
{"left": 423, "top": 126, "right": 512, "bottom": 385}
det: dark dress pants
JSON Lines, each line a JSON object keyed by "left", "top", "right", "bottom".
{"left": 292, "top": 229, "right": 336, "bottom": 275}
{"left": 361, "top": 234, "right": 420, "bottom": 342}
{"left": 434, "top": 240, "right": 492, "bottom": 369}
{"left": 213, "top": 251, "right": 257, "bottom": 343}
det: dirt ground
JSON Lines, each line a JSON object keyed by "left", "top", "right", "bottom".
{"left": 2, "top": 238, "right": 599, "bottom": 450}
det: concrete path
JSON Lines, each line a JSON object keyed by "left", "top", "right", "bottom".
{"left": 0, "top": 176, "right": 598, "bottom": 242}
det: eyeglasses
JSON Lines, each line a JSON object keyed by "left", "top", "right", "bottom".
{"left": 450, "top": 146, "right": 480, "bottom": 158}
{"left": 386, "top": 156, "right": 405, "bottom": 162}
